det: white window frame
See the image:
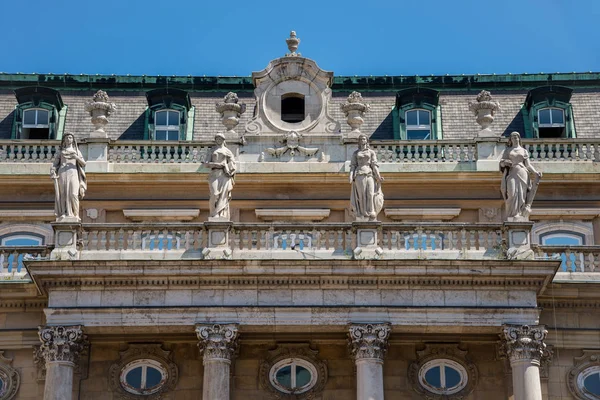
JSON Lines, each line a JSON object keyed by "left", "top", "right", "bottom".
{"left": 269, "top": 358, "right": 318, "bottom": 395}
{"left": 577, "top": 366, "right": 600, "bottom": 399}
{"left": 154, "top": 109, "right": 180, "bottom": 141}
{"left": 538, "top": 107, "right": 565, "bottom": 128}
{"left": 120, "top": 359, "right": 168, "bottom": 395}
{"left": 405, "top": 109, "right": 432, "bottom": 140}
{"left": 418, "top": 359, "right": 468, "bottom": 395}
{"left": 22, "top": 108, "right": 50, "bottom": 129}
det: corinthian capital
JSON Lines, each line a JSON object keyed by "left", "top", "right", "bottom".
{"left": 195, "top": 324, "right": 239, "bottom": 362}
{"left": 501, "top": 324, "right": 548, "bottom": 364}
{"left": 36, "top": 325, "right": 87, "bottom": 365}
{"left": 348, "top": 323, "right": 391, "bottom": 361}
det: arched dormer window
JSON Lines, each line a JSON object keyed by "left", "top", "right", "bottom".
{"left": 12, "top": 87, "right": 66, "bottom": 139}
{"left": 145, "top": 88, "right": 194, "bottom": 141}
{"left": 393, "top": 88, "right": 442, "bottom": 140}
{"left": 522, "top": 86, "right": 575, "bottom": 138}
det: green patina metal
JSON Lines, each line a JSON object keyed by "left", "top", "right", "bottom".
{"left": 0, "top": 72, "right": 599, "bottom": 93}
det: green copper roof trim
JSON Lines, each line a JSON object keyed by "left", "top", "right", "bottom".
{"left": 0, "top": 72, "right": 599, "bottom": 92}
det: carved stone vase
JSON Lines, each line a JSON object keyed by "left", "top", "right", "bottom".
{"left": 468, "top": 90, "right": 500, "bottom": 137}
{"left": 84, "top": 90, "right": 117, "bottom": 138}
{"left": 341, "top": 91, "right": 370, "bottom": 138}
{"left": 216, "top": 92, "right": 246, "bottom": 141}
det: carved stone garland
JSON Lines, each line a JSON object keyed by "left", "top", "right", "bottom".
{"left": 108, "top": 344, "right": 179, "bottom": 400}
{"left": 407, "top": 345, "right": 478, "bottom": 400}
{"left": 266, "top": 131, "right": 319, "bottom": 158}
{"left": 348, "top": 323, "right": 391, "bottom": 361}
{"left": 0, "top": 352, "right": 20, "bottom": 400}
{"left": 258, "top": 344, "right": 328, "bottom": 400}
{"left": 195, "top": 324, "right": 239, "bottom": 362}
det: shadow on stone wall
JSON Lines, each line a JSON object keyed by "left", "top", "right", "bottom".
{"left": 502, "top": 110, "right": 525, "bottom": 137}
{"left": 370, "top": 112, "right": 394, "bottom": 140}
{"left": 119, "top": 113, "right": 146, "bottom": 140}
{"left": 0, "top": 110, "right": 14, "bottom": 139}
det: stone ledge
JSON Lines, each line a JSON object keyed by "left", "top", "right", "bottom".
{"left": 255, "top": 209, "right": 330, "bottom": 222}
{"left": 0, "top": 209, "right": 55, "bottom": 222}
{"left": 530, "top": 208, "right": 600, "bottom": 220}
{"left": 384, "top": 208, "right": 461, "bottom": 221}
{"left": 123, "top": 209, "right": 200, "bottom": 222}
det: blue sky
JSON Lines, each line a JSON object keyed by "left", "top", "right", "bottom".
{"left": 2, "top": 0, "right": 598, "bottom": 77}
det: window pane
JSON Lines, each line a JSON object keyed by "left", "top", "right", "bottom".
{"left": 542, "top": 235, "right": 582, "bottom": 246}
{"left": 166, "top": 131, "right": 179, "bottom": 141}
{"left": 406, "top": 110, "right": 418, "bottom": 126}
{"left": 2, "top": 236, "right": 43, "bottom": 246}
{"left": 539, "top": 109, "right": 551, "bottom": 125}
{"left": 296, "top": 366, "right": 311, "bottom": 388}
{"left": 168, "top": 111, "right": 179, "bottom": 126}
{"left": 276, "top": 366, "right": 292, "bottom": 388}
{"left": 155, "top": 111, "right": 167, "bottom": 126}
{"left": 155, "top": 130, "right": 168, "bottom": 141}
{"left": 425, "top": 366, "right": 442, "bottom": 388}
{"left": 126, "top": 367, "right": 143, "bottom": 389}
{"left": 37, "top": 110, "right": 49, "bottom": 125}
{"left": 145, "top": 367, "right": 163, "bottom": 389}
{"left": 584, "top": 373, "right": 600, "bottom": 395}
{"left": 23, "top": 110, "right": 36, "bottom": 125}
{"left": 445, "top": 366, "right": 461, "bottom": 388}
{"left": 419, "top": 110, "right": 430, "bottom": 125}
{"left": 552, "top": 109, "right": 564, "bottom": 125}
{"left": 407, "top": 130, "right": 431, "bottom": 140}
{"left": 0, "top": 377, "right": 4, "bottom": 393}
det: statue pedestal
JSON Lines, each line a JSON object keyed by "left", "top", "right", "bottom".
{"left": 50, "top": 222, "right": 82, "bottom": 260}
{"left": 84, "top": 138, "right": 109, "bottom": 173}
{"left": 504, "top": 222, "right": 534, "bottom": 260}
{"left": 475, "top": 137, "right": 503, "bottom": 172}
{"left": 352, "top": 221, "right": 383, "bottom": 260}
{"left": 203, "top": 220, "right": 233, "bottom": 259}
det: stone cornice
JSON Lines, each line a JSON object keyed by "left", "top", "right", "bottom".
{"left": 26, "top": 259, "right": 558, "bottom": 295}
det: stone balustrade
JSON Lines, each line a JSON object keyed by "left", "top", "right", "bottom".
{"left": 107, "top": 141, "right": 212, "bottom": 163}
{"left": 535, "top": 245, "right": 600, "bottom": 272}
{"left": 523, "top": 139, "right": 600, "bottom": 162}
{"left": 0, "top": 141, "right": 60, "bottom": 162}
{"left": 371, "top": 140, "right": 477, "bottom": 163}
{"left": 0, "top": 246, "right": 51, "bottom": 281}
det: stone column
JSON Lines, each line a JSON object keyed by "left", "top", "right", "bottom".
{"left": 348, "top": 323, "right": 391, "bottom": 400}
{"left": 36, "top": 325, "right": 87, "bottom": 400}
{"left": 196, "top": 324, "right": 239, "bottom": 400}
{"left": 501, "top": 325, "right": 548, "bottom": 400}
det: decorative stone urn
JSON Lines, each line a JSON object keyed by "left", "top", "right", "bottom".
{"left": 215, "top": 92, "right": 246, "bottom": 141}
{"left": 468, "top": 90, "right": 500, "bottom": 137}
{"left": 341, "top": 91, "right": 370, "bottom": 139}
{"left": 285, "top": 31, "right": 301, "bottom": 57}
{"left": 84, "top": 90, "right": 116, "bottom": 138}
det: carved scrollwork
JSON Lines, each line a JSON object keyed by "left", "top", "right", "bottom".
{"left": 35, "top": 325, "right": 87, "bottom": 365}
{"left": 0, "top": 352, "right": 20, "bottom": 400}
{"left": 266, "top": 131, "right": 319, "bottom": 158}
{"left": 500, "top": 324, "right": 548, "bottom": 365}
{"left": 195, "top": 324, "right": 239, "bottom": 362}
{"left": 348, "top": 323, "right": 391, "bottom": 361}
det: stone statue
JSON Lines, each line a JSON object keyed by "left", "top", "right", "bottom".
{"left": 500, "top": 132, "right": 542, "bottom": 221}
{"left": 51, "top": 133, "right": 87, "bottom": 222}
{"left": 349, "top": 134, "right": 384, "bottom": 221}
{"left": 204, "top": 133, "right": 236, "bottom": 220}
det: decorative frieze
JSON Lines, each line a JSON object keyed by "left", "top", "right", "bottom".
{"left": 195, "top": 324, "right": 239, "bottom": 362}
{"left": 500, "top": 324, "right": 548, "bottom": 364}
{"left": 35, "top": 325, "right": 88, "bottom": 365}
{"left": 348, "top": 323, "right": 391, "bottom": 361}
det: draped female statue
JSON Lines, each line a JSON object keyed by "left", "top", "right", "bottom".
{"left": 349, "top": 134, "right": 384, "bottom": 221}
{"left": 204, "top": 133, "right": 236, "bottom": 220}
{"left": 50, "top": 133, "right": 87, "bottom": 221}
{"left": 499, "top": 131, "right": 542, "bottom": 221}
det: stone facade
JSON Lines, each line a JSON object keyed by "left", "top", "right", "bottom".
{"left": 0, "top": 33, "right": 599, "bottom": 400}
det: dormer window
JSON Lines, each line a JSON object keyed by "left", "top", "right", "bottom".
{"left": 523, "top": 86, "right": 574, "bottom": 138}
{"left": 394, "top": 88, "right": 442, "bottom": 140}
{"left": 154, "top": 110, "right": 180, "bottom": 141}
{"left": 145, "top": 88, "right": 194, "bottom": 141}
{"left": 281, "top": 93, "right": 305, "bottom": 123}
{"left": 406, "top": 109, "right": 431, "bottom": 140}
{"left": 12, "top": 86, "right": 66, "bottom": 140}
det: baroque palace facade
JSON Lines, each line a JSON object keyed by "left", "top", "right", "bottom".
{"left": 0, "top": 32, "right": 599, "bottom": 400}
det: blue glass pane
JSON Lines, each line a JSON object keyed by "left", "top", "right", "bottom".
{"left": 155, "top": 130, "right": 168, "bottom": 141}
{"left": 276, "top": 366, "right": 292, "bottom": 388}
{"left": 445, "top": 366, "right": 461, "bottom": 388}
{"left": 155, "top": 111, "right": 168, "bottom": 126}
{"left": 419, "top": 110, "right": 430, "bottom": 125}
{"left": 23, "top": 110, "right": 36, "bottom": 125}
{"left": 126, "top": 367, "right": 143, "bottom": 389}
{"left": 543, "top": 236, "right": 581, "bottom": 245}
{"left": 296, "top": 366, "right": 311, "bottom": 388}
{"left": 168, "top": 111, "right": 179, "bottom": 126}
{"left": 0, "top": 377, "right": 4, "bottom": 392}
{"left": 145, "top": 367, "right": 162, "bottom": 389}
{"left": 552, "top": 109, "right": 564, "bottom": 124}
{"left": 407, "top": 130, "right": 430, "bottom": 140}
{"left": 539, "top": 109, "right": 551, "bottom": 125}
{"left": 3, "top": 237, "right": 42, "bottom": 246}
{"left": 425, "top": 366, "right": 442, "bottom": 389}
{"left": 37, "top": 110, "right": 49, "bottom": 125}
{"left": 166, "top": 130, "right": 179, "bottom": 141}
{"left": 406, "top": 110, "right": 418, "bottom": 126}
{"left": 584, "top": 373, "right": 600, "bottom": 395}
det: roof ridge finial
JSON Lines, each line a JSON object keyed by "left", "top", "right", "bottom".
{"left": 285, "top": 30, "right": 301, "bottom": 57}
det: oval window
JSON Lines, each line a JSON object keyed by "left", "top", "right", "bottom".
{"left": 419, "top": 359, "right": 468, "bottom": 395}
{"left": 270, "top": 358, "right": 318, "bottom": 394}
{"left": 578, "top": 367, "right": 600, "bottom": 398}
{"left": 120, "top": 359, "right": 167, "bottom": 395}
